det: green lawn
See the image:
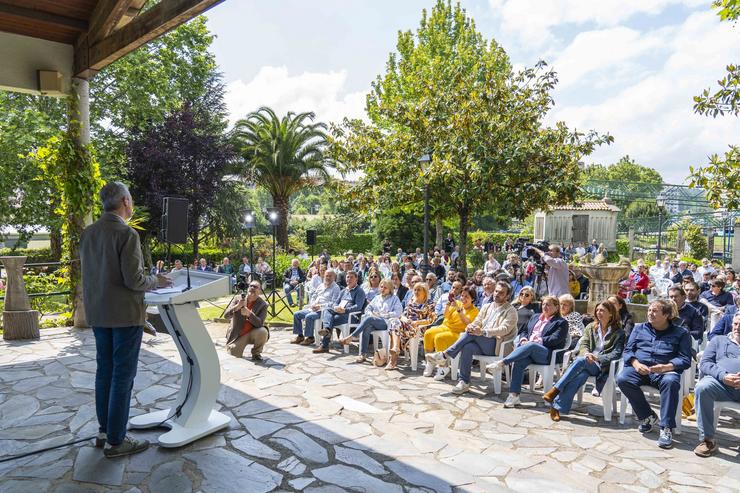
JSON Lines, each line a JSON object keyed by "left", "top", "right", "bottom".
{"left": 197, "top": 297, "right": 294, "bottom": 325}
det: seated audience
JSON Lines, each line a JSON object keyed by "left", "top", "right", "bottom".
{"left": 197, "top": 258, "right": 212, "bottom": 272}
{"left": 544, "top": 301, "right": 624, "bottom": 421}
{"left": 283, "top": 258, "right": 306, "bottom": 307}
{"left": 315, "top": 271, "right": 366, "bottom": 354}
{"left": 513, "top": 287, "right": 537, "bottom": 333}
{"left": 362, "top": 269, "right": 382, "bottom": 302}
{"left": 700, "top": 279, "right": 734, "bottom": 309}
{"left": 150, "top": 259, "right": 166, "bottom": 275}
{"left": 425, "top": 272, "right": 443, "bottom": 303}
{"left": 426, "top": 281, "right": 517, "bottom": 394}
{"left": 440, "top": 269, "right": 456, "bottom": 293}
{"left": 391, "top": 272, "right": 408, "bottom": 303}
{"left": 291, "top": 270, "right": 340, "bottom": 346}
{"left": 386, "top": 282, "right": 435, "bottom": 369}
{"left": 493, "top": 295, "right": 568, "bottom": 408}
{"left": 668, "top": 285, "right": 704, "bottom": 342}
{"left": 708, "top": 297, "right": 739, "bottom": 340}
{"left": 224, "top": 281, "right": 269, "bottom": 360}
{"left": 484, "top": 253, "right": 501, "bottom": 274}
{"left": 559, "top": 294, "right": 585, "bottom": 350}
{"left": 170, "top": 259, "right": 185, "bottom": 272}
{"left": 402, "top": 275, "right": 423, "bottom": 307}
{"left": 616, "top": 299, "right": 692, "bottom": 449}
{"left": 239, "top": 256, "right": 252, "bottom": 277}
{"left": 685, "top": 280, "right": 709, "bottom": 321}
{"left": 218, "top": 257, "right": 235, "bottom": 275}
{"left": 477, "top": 277, "right": 496, "bottom": 308}
{"left": 423, "top": 285, "right": 480, "bottom": 380}
{"left": 339, "top": 278, "right": 403, "bottom": 363}
{"left": 693, "top": 313, "right": 740, "bottom": 457}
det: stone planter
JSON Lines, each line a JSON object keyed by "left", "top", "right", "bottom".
{"left": 1, "top": 256, "right": 40, "bottom": 340}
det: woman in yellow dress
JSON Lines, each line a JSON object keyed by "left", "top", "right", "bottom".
{"left": 423, "top": 284, "right": 479, "bottom": 380}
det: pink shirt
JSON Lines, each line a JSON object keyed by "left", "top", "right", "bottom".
{"left": 530, "top": 314, "right": 552, "bottom": 344}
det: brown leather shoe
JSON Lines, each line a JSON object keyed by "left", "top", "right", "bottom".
{"left": 694, "top": 439, "right": 718, "bottom": 457}
{"left": 299, "top": 337, "right": 315, "bottom": 346}
{"left": 549, "top": 408, "right": 561, "bottom": 422}
{"left": 543, "top": 387, "right": 560, "bottom": 404}
{"left": 290, "top": 335, "right": 305, "bottom": 344}
{"left": 312, "top": 347, "right": 329, "bottom": 354}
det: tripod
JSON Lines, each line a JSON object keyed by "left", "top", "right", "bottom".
{"left": 265, "top": 224, "right": 292, "bottom": 318}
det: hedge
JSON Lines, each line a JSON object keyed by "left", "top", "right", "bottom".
{"left": 0, "top": 247, "right": 54, "bottom": 264}
{"left": 315, "top": 233, "right": 375, "bottom": 255}
{"left": 466, "top": 231, "right": 531, "bottom": 251}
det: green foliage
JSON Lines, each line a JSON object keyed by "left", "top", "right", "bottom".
{"left": 22, "top": 269, "right": 71, "bottom": 316}
{"left": 684, "top": 223, "right": 710, "bottom": 259}
{"left": 232, "top": 107, "right": 334, "bottom": 249}
{"left": 330, "top": 0, "right": 612, "bottom": 273}
{"left": 468, "top": 248, "right": 485, "bottom": 270}
{"left": 631, "top": 293, "right": 648, "bottom": 305}
{"left": 615, "top": 238, "right": 630, "bottom": 256}
{"left": 583, "top": 156, "right": 663, "bottom": 212}
{"left": 0, "top": 247, "right": 54, "bottom": 263}
{"left": 372, "top": 209, "right": 424, "bottom": 252}
{"left": 315, "top": 234, "right": 375, "bottom": 255}
{"left": 689, "top": 1, "right": 739, "bottom": 210}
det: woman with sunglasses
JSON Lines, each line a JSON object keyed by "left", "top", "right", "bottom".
{"left": 386, "top": 282, "right": 435, "bottom": 370}
{"left": 363, "top": 269, "right": 382, "bottom": 302}
{"left": 339, "top": 278, "right": 402, "bottom": 363}
{"left": 513, "top": 286, "right": 537, "bottom": 333}
{"left": 391, "top": 272, "right": 409, "bottom": 303}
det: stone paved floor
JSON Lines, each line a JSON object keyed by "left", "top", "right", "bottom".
{"left": 0, "top": 324, "right": 738, "bottom": 493}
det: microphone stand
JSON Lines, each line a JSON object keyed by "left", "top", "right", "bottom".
{"left": 183, "top": 264, "right": 192, "bottom": 291}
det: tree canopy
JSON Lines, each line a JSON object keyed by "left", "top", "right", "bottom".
{"left": 330, "top": 0, "right": 612, "bottom": 270}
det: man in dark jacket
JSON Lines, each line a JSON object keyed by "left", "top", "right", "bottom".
{"left": 617, "top": 300, "right": 692, "bottom": 449}
{"left": 80, "top": 182, "right": 170, "bottom": 458}
{"left": 668, "top": 286, "right": 705, "bottom": 342}
{"left": 693, "top": 314, "right": 740, "bottom": 457}
{"left": 224, "top": 281, "right": 269, "bottom": 361}
{"left": 315, "top": 271, "right": 366, "bottom": 353}
{"left": 283, "top": 258, "right": 305, "bottom": 306}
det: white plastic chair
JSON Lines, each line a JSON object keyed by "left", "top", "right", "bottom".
{"left": 618, "top": 360, "right": 686, "bottom": 434}
{"left": 654, "top": 278, "right": 673, "bottom": 298}
{"left": 333, "top": 311, "right": 362, "bottom": 354}
{"left": 528, "top": 333, "right": 572, "bottom": 393}
{"left": 713, "top": 400, "right": 740, "bottom": 431}
{"left": 408, "top": 335, "right": 421, "bottom": 371}
{"left": 371, "top": 330, "right": 390, "bottom": 354}
{"left": 576, "top": 358, "right": 619, "bottom": 422}
{"left": 448, "top": 338, "right": 516, "bottom": 392}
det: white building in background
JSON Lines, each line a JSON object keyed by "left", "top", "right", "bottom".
{"left": 533, "top": 199, "right": 620, "bottom": 251}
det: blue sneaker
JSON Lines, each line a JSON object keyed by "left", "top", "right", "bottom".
{"left": 638, "top": 414, "right": 659, "bottom": 433}
{"left": 658, "top": 428, "right": 673, "bottom": 449}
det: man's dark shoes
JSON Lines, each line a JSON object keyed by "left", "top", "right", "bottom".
{"left": 317, "top": 327, "right": 330, "bottom": 337}
{"left": 313, "top": 347, "right": 329, "bottom": 354}
{"left": 290, "top": 335, "right": 305, "bottom": 344}
{"left": 103, "top": 436, "right": 149, "bottom": 458}
{"left": 694, "top": 439, "right": 718, "bottom": 457}
{"left": 638, "top": 413, "right": 659, "bottom": 433}
{"left": 251, "top": 353, "right": 263, "bottom": 361}
{"left": 299, "top": 337, "right": 315, "bottom": 346}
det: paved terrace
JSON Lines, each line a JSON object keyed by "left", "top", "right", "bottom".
{"left": 0, "top": 324, "right": 738, "bottom": 493}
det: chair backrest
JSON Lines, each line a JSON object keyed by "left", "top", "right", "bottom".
{"left": 549, "top": 331, "right": 571, "bottom": 366}
{"left": 655, "top": 278, "right": 672, "bottom": 297}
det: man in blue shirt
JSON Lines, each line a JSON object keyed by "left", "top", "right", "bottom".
{"left": 700, "top": 279, "right": 734, "bottom": 309}
{"left": 617, "top": 299, "right": 692, "bottom": 449}
{"left": 283, "top": 259, "right": 306, "bottom": 307}
{"left": 708, "top": 300, "right": 738, "bottom": 340}
{"left": 315, "top": 271, "right": 366, "bottom": 353}
{"left": 668, "top": 286, "right": 705, "bottom": 342}
{"left": 693, "top": 314, "right": 740, "bottom": 457}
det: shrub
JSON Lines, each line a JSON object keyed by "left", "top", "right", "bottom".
{"left": 615, "top": 239, "right": 630, "bottom": 256}
{"left": 0, "top": 247, "right": 54, "bottom": 264}
{"left": 631, "top": 293, "right": 648, "bottom": 305}
{"left": 315, "top": 233, "right": 375, "bottom": 255}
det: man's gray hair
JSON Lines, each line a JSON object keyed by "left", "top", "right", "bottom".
{"left": 100, "top": 181, "right": 131, "bottom": 212}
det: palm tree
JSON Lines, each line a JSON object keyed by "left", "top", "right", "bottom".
{"left": 232, "top": 106, "right": 332, "bottom": 249}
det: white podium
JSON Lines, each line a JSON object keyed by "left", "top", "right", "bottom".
{"left": 129, "top": 270, "right": 231, "bottom": 447}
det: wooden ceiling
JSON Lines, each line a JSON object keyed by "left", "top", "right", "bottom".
{"left": 0, "top": 0, "right": 224, "bottom": 77}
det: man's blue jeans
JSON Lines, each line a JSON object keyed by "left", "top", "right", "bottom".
{"left": 293, "top": 309, "right": 321, "bottom": 337}
{"left": 284, "top": 282, "right": 301, "bottom": 305}
{"left": 695, "top": 375, "right": 740, "bottom": 440}
{"left": 616, "top": 366, "right": 682, "bottom": 429}
{"left": 445, "top": 332, "right": 496, "bottom": 384}
{"left": 503, "top": 343, "right": 549, "bottom": 394}
{"left": 349, "top": 316, "right": 387, "bottom": 356}
{"left": 552, "top": 356, "right": 601, "bottom": 414}
{"left": 93, "top": 326, "right": 144, "bottom": 446}
{"left": 320, "top": 310, "right": 349, "bottom": 349}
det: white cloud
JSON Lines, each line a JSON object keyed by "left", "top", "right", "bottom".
{"left": 224, "top": 66, "right": 367, "bottom": 127}
{"left": 489, "top": 0, "right": 706, "bottom": 50}
{"left": 547, "top": 11, "right": 740, "bottom": 182}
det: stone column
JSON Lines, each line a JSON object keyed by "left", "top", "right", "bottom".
{"left": 676, "top": 228, "right": 684, "bottom": 255}
{"left": 1, "top": 256, "right": 40, "bottom": 340}
{"left": 733, "top": 222, "right": 740, "bottom": 272}
{"left": 628, "top": 228, "right": 634, "bottom": 260}
{"left": 72, "top": 77, "right": 92, "bottom": 329}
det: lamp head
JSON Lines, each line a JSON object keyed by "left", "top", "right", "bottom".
{"left": 266, "top": 207, "right": 280, "bottom": 226}
{"left": 244, "top": 209, "right": 255, "bottom": 229}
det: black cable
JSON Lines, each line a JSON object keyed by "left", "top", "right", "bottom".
{"left": 156, "top": 304, "right": 195, "bottom": 427}
{"left": 0, "top": 435, "right": 97, "bottom": 463}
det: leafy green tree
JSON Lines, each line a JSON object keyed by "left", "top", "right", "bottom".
{"left": 330, "top": 0, "right": 611, "bottom": 272}
{"left": 232, "top": 107, "right": 334, "bottom": 249}
{"left": 582, "top": 156, "right": 663, "bottom": 211}
{"left": 689, "top": 0, "right": 739, "bottom": 209}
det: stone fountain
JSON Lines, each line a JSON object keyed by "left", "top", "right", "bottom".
{"left": 1, "top": 256, "right": 40, "bottom": 340}
{"left": 571, "top": 245, "right": 632, "bottom": 314}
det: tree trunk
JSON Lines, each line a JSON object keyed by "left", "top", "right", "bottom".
{"left": 49, "top": 228, "right": 62, "bottom": 262}
{"left": 274, "top": 195, "right": 290, "bottom": 251}
{"left": 192, "top": 232, "right": 200, "bottom": 261}
{"left": 458, "top": 205, "right": 470, "bottom": 276}
{"left": 435, "top": 213, "right": 444, "bottom": 250}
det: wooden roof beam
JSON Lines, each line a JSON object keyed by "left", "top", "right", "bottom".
{"left": 74, "top": 0, "right": 224, "bottom": 79}
{"left": 0, "top": 2, "right": 88, "bottom": 32}
{"left": 87, "top": 0, "right": 136, "bottom": 44}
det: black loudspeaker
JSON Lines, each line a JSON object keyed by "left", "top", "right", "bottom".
{"left": 161, "top": 197, "right": 188, "bottom": 244}
{"left": 306, "top": 229, "right": 317, "bottom": 246}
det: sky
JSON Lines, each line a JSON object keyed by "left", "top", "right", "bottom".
{"left": 204, "top": 0, "right": 739, "bottom": 184}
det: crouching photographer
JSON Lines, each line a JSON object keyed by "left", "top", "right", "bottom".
{"left": 225, "top": 280, "right": 269, "bottom": 361}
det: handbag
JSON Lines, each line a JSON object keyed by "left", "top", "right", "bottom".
{"left": 373, "top": 347, "right": 388, "bottom": 367}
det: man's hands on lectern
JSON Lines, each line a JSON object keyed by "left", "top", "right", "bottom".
{"left": 156, "top": 274, "right": 173, "bottom": 288}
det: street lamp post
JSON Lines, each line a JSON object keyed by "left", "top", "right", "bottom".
{"left": 266, "top": 207, "right": 283, "bottom": 317}
{"left": 656, "top": 195, "right": 665, "bottom": 261}
{"left": 244, "top": 209, "right": 255, "bottom": 280}
{"left": 418, "top": 152, "right": 432, "bottom": 276}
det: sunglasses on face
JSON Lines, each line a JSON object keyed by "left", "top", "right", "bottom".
{"left": 248, "top": 284, "right": 260, "bottom": 289}
{"left": 521, "top": 293, "right": 532, "bottom": 297}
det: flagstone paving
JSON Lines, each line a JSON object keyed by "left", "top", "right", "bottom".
{"left": 0, "top": 324, "right": 737, "bottom": 492}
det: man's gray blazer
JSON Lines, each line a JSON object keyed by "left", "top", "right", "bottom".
{"left": 80, "top": 212, "right": 157, "bottom": 327}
